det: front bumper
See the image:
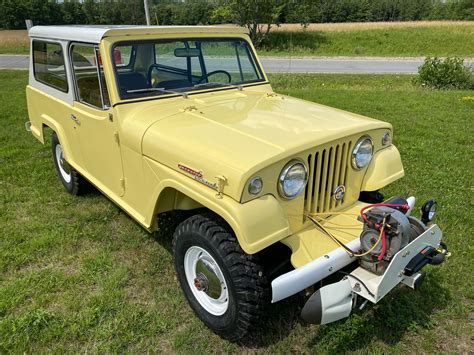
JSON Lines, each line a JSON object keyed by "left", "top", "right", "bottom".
{"left": 299, "top": 223, "right": 447, "bottom": 325}
{"left": 272, "top": 222, "right": 445, "bottom": 303}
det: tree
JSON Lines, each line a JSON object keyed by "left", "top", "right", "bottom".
{"left": 226, "top": 0, "right": 285, "bottom": 47}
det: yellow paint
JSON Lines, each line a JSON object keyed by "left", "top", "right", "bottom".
{"left": 361, "top": 145, "right": 405, "bottom": 192}
{"left": 26, "top": 27, "right": 405, "bottom": 265}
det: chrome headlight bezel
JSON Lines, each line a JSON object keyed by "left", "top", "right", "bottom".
{"left": 278, "top": 160, "right": 308, "bottom": 200}
{"left": 248, "top": 176, "right": 263, "bottom": 195}
{"left": 352, "top": 136, "right": 374, "bottom": 170}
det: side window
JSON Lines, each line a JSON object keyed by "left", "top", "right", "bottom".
{"left": 70, "top": 44, "right": 110, "bottom": 109}
{"left": 33, "top": 40, "right": 68, "bottom": 92}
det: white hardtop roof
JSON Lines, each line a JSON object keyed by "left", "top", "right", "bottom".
{"left": 28, "top": 25, "right": 248, "bottom": 43}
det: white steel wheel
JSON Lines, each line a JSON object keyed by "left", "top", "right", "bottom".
{"left": 184, "top": 246, "right": 229, "bottom": 316}
{"left": 51, "top": 132, "right": 87, "bottom": 196}
{"left": 173, "top": 213, "right": 269, "bottom": 341}
{"left": 55, "top": 144, "right": 72, "bottom": 183}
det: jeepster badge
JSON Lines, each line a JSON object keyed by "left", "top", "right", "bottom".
{"left": 178, "top": 163, "right": 218, "bottom": 190}
{"left": 333, "top": 185, "right": 346, "bottom": 201}
{"left": 178, "top": 163, "right": 202, "bottom": 178}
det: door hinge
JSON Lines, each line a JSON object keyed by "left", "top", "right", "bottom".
{"left": 108, "top": 113, "right": 113, "bottom": 122}
{"left": 120, "top": 178, "right": 125, "bottom": 190}
{"left": 114, "top": 131, "right": 120, "bottom": 144}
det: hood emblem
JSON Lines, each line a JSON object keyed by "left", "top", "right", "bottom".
{"left": 178, "top": 163, "right": 219, "bottom": 191}
{"left": 333, "top": 185, "right": 346, "bottom": 201}
{"left": 178, "top": 163, "right": 202, "bottom": 178}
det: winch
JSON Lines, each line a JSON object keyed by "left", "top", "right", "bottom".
{"left": 301, "top": 196, "right": 449, "bottom": 325}
{"left": 358, "top": 199, "right": 428, "bottom": 275}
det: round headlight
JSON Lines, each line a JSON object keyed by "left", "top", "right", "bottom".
{"left": 278, "top": 160, "right": 308, "bottom": 199}
{"left": 248, "top": 176, "right": 263, "bottom": 195}
{"left": 352, "top": 137, "right": 374, "bottom": 169}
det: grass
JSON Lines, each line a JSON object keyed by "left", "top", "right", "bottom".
{"left": 1, "top": 70, "right": 473, "bottom": 352}
{"left": 260, "top": 24, "right": 474, "bottom": 57}
{"left": 2, "top": 22, "right": 473, "bottom": 57}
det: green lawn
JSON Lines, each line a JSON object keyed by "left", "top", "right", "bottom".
{"left": 260, "top": 25, "right": 474, "bottom": 57}
{"left": 0, "top": 71, "right": 472, "bottom": 352}
{"left": 2, "top": 24, "right": 473, "bottom": 57}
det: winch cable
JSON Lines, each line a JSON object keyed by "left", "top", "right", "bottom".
{"left": 307, "top": 201, "right": 410, "bottom": 259}
{"left": 306, "top": 214, "right": 387, "bottom": 258}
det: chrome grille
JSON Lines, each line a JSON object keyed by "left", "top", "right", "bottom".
{"left": 305, "top": 140, "right": 353, "bottom": 214}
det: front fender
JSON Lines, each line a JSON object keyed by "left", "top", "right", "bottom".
{"left": 361, "top": 145, "right": 404, "bottom": 192}
{"left": 144, "top": 157, "right": 291, "bottom": 254}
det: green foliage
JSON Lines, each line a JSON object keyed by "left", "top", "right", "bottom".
{"left": 1, "top": 0, "right": 473, "bottom": 30}
{"left": 225, "top": 0, "right": 285, "bottom": 46}
{"left": 0, "top": 0, "right": 145, "bottom": 29}
{"left": 415, "top": 57, "right": 474, "bottom": 90}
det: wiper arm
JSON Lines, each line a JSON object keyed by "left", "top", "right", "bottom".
{"left": 126, "top": 87, "right": 188, "bottom": 98}
{"left": 194, "top": 82, "right": 243, "bottom": 91}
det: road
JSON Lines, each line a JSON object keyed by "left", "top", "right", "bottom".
{"left": 0, "top": 54, "right": 429, "bottom": 74}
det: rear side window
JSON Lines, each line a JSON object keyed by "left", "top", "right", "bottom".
{"left": 33, "top": 40, "right": 68, "bottom": 92}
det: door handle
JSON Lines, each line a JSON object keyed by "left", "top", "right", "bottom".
{"left": 70, "top": 114, "right": 80, "bottom": 125}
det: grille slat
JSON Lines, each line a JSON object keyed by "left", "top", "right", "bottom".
{"left": 305, "top": 154, "right": 315, "bottom": 213}
{"left": 324, "top": 147, "right": 336, "bottom": 212}
{"left": 313, "top": 152, "right": 322, "bottom": 212}
{"left": 330, "top": 145, "right": 342, "bottom": 210}
{"left": 305, "top": 139, "right": 353, "bottom": 215}
{"left": 318, "top": 150, "right": 329, "bottom": 213}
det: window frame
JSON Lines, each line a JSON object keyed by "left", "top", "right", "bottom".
{"left": 68, "top": 42, "right": 110, "bottom": 110}
{"left": 111, "top": 37, "right": 266, "bottom": 101}
{"left": 32, "top": 39, "right": 69, "bottom": 93}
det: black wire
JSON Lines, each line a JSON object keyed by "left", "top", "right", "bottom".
{"left": 338, "top": 271, "right": 375, "bottom": 298}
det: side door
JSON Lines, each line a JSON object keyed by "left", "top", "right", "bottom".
{"left": 69, "top": 43, "right": 125, "bottom": 197}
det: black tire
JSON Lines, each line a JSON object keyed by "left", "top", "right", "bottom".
{"left": 172, "top": 213, "right": 269, "bottom": 341}
{"left": 51, "top": 132, "right": 87, "bottom": 195}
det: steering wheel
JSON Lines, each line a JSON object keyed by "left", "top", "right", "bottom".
{"left": 197, "top": 70, "right": 232, "bottom": 84}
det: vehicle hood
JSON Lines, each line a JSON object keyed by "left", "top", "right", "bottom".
{"left": 140, "top": 89, "right": 390, "bottom": 199}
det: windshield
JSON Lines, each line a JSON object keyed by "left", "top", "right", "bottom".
{"left": 112, "top": 38, "right": 264, "bottom": 99}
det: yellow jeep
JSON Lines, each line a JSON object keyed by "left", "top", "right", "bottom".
{"left": 26, "top": 25, "right": 447, "bottom": 340}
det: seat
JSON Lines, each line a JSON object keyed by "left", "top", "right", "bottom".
{"left": 118, "top": 72, "right": 148, "bottom": 94}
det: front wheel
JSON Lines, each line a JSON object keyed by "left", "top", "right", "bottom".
{"left": 172, "top": 213, "right": 269, "bottom": 341}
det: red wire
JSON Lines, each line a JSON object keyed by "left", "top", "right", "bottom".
{"left": 359, "top": 202, "right": 409, "bottom": 260}
{"left": 378, "top": 229, "right": 386, "bottom": 261}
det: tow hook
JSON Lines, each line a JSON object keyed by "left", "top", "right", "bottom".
{"left": 25, "top": 121, "right": 32, "bottom": 132}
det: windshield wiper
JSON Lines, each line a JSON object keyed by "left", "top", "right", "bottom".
{"left": 193, "top": 82, "right": 243, "bottom": 91}
{"left": 126, "top": 87, "right": 188, "bottom": 98}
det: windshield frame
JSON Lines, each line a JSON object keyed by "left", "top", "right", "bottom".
{"left": 111, "top": 36, "right": 267, "bottom": 101}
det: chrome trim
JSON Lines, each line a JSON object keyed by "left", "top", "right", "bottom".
{"left": 278, "top": 159, "right": 308, "bottom": 200}
{"left": 248, "top": 176, "right": 263, "bottom": 195}
{"left": 351, "top": 136, "right": 374, "bottom": 170}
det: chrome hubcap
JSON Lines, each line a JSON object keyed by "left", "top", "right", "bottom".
{"left": 184, "top": 246, "right": 229, "bottom": 315}
{"left": 55, "top": 144, "right": 72, "bottom": 183}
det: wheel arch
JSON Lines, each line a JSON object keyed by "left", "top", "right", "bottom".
{"left": 148, "top": 184, "right": 290, "bottom": 256}
{"left": 39, "top": 121, "right": 75, "bottom": 165}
